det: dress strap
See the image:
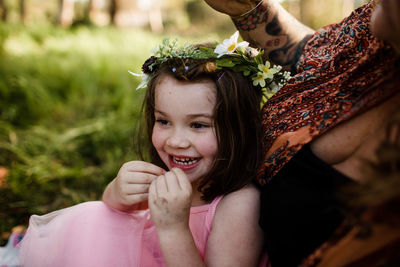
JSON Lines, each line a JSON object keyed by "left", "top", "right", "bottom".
{"left": 205, "top": 196, "right": 223, "bottom": 233}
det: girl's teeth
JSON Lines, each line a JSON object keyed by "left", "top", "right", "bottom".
{"left": 173, "top": 157, "right": 198, "bottom": 165}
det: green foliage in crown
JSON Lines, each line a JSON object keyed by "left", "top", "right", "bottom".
{"left": 130, "top": 31, "right": 291, "bottom": 106}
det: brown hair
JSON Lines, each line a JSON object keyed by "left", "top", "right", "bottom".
{"left": 137, "top": 56, "right": 263, "bottom": 202}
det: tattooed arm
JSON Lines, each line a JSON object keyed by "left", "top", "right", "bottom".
{"left": 204, "top": 0, "right": 314, "bottom": 70}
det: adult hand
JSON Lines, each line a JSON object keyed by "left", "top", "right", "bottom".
{"left": 203, "top": 0, "right": 261, "bottom": 17}
{"left": 109, "top": 161, "right": 165, "bottom": 208}
{"left": 149, "top": 168, "right": 193, "bottom": 231}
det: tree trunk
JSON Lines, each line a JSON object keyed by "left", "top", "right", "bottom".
{"left": 89, "top": 0, "right": 103, "bottom": 25}
{"left": 300, "top": 0, "right": 344, "bottom": 29}
{"left": 19, "top": 0, "right": 26, "bottom": 23}
{"left": 148, "top": 7, "right": 163, "bottom": 33}
{"left": 299, "top": 0, "right": 313, "bottom": 27}
{"left": 0, "top": 0, "right": 7, "bottom": 21}
{"left": 58, "top": 0, "right": 74, "bottom": 27}
{"left": 56, "top": 0, "right": 62, "bottom": 24}
{"left": 86, "top": 0, "right": 92, "bottom": 19}
{"left": 109, "top": 0, "right": 117, "bottom": 25}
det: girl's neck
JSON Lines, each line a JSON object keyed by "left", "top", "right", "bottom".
{"left": 192, "top": 180, "right": 209, "bottom": 206}
{"left": 190, "top": 177, "right": 209, "bottom": 206}
{"left": 191, "top": 189, "right": 208, "bottom": 206}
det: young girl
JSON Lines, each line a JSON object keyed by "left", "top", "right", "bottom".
{"left": 19, "top": 32, "right": 289, "bottom": 266}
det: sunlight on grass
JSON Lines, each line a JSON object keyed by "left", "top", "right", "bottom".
{"left": 0, "top": 25, "right": 164, "bottom": 234}
{"left": 0, "top": 23, "right": 237, "bottom": 235}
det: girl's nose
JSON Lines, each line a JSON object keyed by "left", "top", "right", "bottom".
{"left": 166, "top": 129, "right": 190, "bottom": 148}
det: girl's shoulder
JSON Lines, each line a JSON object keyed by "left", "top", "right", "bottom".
{"left": 205, "top": 184, "right": 264, "bottom": 265}
{"left": 218, "top": 184, "right": 260, "bottom": 210}
{"left": 213, "top": 184, "right": 260, "bottom": 224}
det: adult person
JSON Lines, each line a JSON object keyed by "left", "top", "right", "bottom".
{"left": 203, "top": 0, "right": 400, "bottom": 266}
{"left": 302, "top": 1, "right": 400, "bottom": 265}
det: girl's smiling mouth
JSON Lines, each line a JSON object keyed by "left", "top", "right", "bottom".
{"left": 169, "top": 155, "right": 201, "bottom": 170}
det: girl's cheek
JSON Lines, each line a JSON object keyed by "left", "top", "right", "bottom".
{"left": 197, "top": 133, "right": 218, "bottom": 159}
{"left": 151, "top": 127, "right": 163, "bottom": 149}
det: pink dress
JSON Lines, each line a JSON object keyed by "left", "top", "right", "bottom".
{"left": 19, "top": 197, "right": 222, "bottom": 267}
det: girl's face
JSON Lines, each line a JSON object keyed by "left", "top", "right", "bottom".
{"left": 152, "top": 74, "right": 218, "bottom": 186}
{"left": 371, "top": 0, "right": 400, "bottom": 53}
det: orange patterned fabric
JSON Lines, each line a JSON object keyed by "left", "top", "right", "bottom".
{"left": 258, "top": 2, "right": 399, "bottom": 184}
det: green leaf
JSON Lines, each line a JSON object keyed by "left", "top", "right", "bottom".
{"left": 216, "top": 58, "right": 236, "bottom": 67}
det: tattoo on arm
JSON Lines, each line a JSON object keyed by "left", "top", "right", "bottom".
{"left": 232, "top": 0, "right": 314, "bottom": 69}
{"left": 231, "top": 2, "right": 270, "bottom": 31}
{"left": 265, "top": 10, "right": 309, "bottom": 67}
{"left": 268, "top": 36, "right": 297, "bottom": 66}
{"left": 269, "top": 33, "right": 312, "bottom": 69}
{"left": 265, "top": 14, "right": 281, "bottom": 35}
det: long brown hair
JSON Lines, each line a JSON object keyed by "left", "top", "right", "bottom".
{"left": 137, "top": 57, "right": 263, "bottom": 202}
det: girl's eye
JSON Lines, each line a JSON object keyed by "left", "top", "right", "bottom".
{"left": 156, "top": 119, "right": 169, "bottom": 125}
{"left": 191, "top": 122, "right": 209, "bottom": 129}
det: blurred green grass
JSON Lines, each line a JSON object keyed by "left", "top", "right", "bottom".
{"left": 0, "top": 23, "right": 226, "bottom": 238}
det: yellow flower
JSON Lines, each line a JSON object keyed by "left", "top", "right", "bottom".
{"left": 258, "top": 61, "right": 278, "bottom": 80}
{"left": 252, "top": 72, "right": 268, "bottom": 87}
{"left": 214, "top": 31, "right": 249, "bottom": 58}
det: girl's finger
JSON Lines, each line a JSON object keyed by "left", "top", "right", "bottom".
{"left": 155, "top": 175, "right": 168, "bottom": 195}
{"left": 164, "top": 171, "right": 180, "bottom": 192}
{"left": 171, "top": 168, "right": 192, "bottom": 191}
{"left": 149, "top": 180, "right": 157, "bottom": 201}
{"left": 123, "top": 183, "right": 151, "bottom": 194}
{"left": 124, "top": 193, "right": 149, "bottom": 204}
{"left": 124, "top": 161, "right": 165, "bottom": 175}
{"left": 125, "top": 172, "right": 159, "bottom": 184}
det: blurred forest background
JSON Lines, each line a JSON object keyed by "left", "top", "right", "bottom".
{"left": 0, "top": 0, "right": 368, "bottom": 243}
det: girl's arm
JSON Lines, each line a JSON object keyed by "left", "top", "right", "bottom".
{"left": 205, "top": 184, "right": 264, "bottom": 266}
{"left": 102, "top": 161, "right": 165, "bottom": 212}
{"left": 150, "top": 168, "right": 263, "bottom": 266}
{"left": 204, "top": 0, "right": 314, "bottom": 69}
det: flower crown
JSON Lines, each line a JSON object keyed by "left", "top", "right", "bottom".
{"left": 130, "top": 31, "right": 291, "bottom": 105}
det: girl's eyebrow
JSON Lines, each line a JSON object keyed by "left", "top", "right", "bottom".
{"left": 154, "top": 109, "right": 212, "bottom": 118}
{"left": 154, "top": 109, "right": 166, "bottom": 115}
{"left": 187, "top": 114, "right": 213, "bottom": 119}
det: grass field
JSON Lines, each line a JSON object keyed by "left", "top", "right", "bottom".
{"left": 0, "top": 23, "right": 227, "bottom": 240}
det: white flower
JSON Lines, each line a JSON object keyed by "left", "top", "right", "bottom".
{"left": 272, "top": 65, "right": 282, "bottom": 72}
{"left": 269, "top": 82, "right": 282, "bottom": 92}
{"left": 214, "top": 31, "right": 249, "bottom": 58}
{"left": 245, "top": 47, "right": 260, "bottom": 58}
{"left": 258, "top": 61, "right": 278, "bottom": 80}
{"left": 252, "top": 72, "right": 268, "bottom": 87}
{"left": 283, "top": 71, "right": 291, "bottom": 81}
{"left": 128, "top": 71, "right": 150, "bottom": 90}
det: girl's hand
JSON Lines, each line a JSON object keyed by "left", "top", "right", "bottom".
{"left": 203, "top": 0, "right": 261, "bottom": 17}
{"left": 102, "top": 161, "right": 165, "bottom": 212}
{"left": 149, "top": 168, "right": 193, "bottom": 231}
{"left": 149, "top": 169, "right": 205, "bottom": 266}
